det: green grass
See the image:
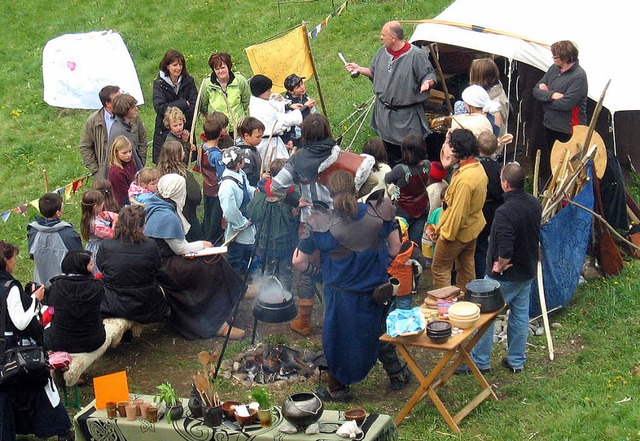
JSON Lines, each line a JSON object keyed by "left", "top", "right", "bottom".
{"left": 3, "top": 1, "right": 640, "bottom": 440}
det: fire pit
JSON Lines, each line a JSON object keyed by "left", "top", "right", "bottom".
{"left": 219, "top": 344, "right": 324, "bottom": 385}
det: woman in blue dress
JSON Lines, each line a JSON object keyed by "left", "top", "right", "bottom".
{"left": 293, "top": 171, "right": 408, "bottom": 402}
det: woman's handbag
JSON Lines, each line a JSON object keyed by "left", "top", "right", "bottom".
{"left": 0, "top": 281, "right": 48, "bottom": 386}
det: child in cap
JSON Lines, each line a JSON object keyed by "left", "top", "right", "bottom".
{"left": 281, "top": 74, "right": 317, "bottom": 147}
{"left": 426, "top": 161, "right": 448, "bottom": 218}
{"left": 246, "top": 158, "right": 300, "bottom": 291}
{"left": 219, "top": 146, "right": 256, "bottom": 273}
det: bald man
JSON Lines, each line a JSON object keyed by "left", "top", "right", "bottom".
{"left": 346, "top": 21, "right": 437, "bottom": 164}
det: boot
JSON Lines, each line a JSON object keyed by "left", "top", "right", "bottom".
{"left": 290, "top": 299, "right": 314, "bottom": 336}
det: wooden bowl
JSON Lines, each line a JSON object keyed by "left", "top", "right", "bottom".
{"left": 344, "top": 408, "right": 366, "bottom": 426}
{"left": 234, "top": 408, "right": 258, "bottom": 426}
{"left": 222, "top": 401, "right": 242, "bottom": 420}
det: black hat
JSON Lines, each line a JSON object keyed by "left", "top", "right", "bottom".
{"left": 250, "top": 74, "right": 273, "bottom": 97}
{"left": 284, "top": 74, "right": 305, "bottom": 91}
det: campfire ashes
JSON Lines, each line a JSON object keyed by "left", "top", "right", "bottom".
{"left": 219, "top": 344, "right": 325, "bottom": 385}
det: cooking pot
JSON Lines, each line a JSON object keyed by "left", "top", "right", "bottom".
{"left": 465, "top": 279, "right": 504, "bottom": 313}
{"left": 281, "top": 392, "right": 324, "bottom": 427}
{"left": 253, "top": 276, "right": 297, "bottom": 323}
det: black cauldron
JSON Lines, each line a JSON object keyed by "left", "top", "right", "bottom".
{"left": 253, "top": 276, "right": 297, "bottom": 323}
{"left": 465, "top": 279, "right": 505, "bottom": 313}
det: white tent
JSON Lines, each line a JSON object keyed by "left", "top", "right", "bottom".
{"left": 409, "top": 0, "right": 640, "bottom": 166}
{"left": 43, "top": 30, "right": 144, "bottom": 110}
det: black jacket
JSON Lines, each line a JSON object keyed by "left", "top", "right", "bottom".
{"left": 152, "top": 74, "right": 198, "bottom": 163}
{"left": 486, "top": 188, "right": 541, "bottom": 281}
{"left": 45, "top": 273, "right": 106, "bottom": 353}
{"left": 97, "top": 238, "right": 168, "bottom": 324}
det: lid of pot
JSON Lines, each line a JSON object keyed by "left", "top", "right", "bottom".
{"left": 466, "top": 278, "right": 500, "bottom": 294}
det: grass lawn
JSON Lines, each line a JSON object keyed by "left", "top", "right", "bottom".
{"left": 1, "top": 1, "right": 639, "bottom": 440}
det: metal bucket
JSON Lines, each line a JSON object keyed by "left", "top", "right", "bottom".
{"left": 465, "top": 279, "right": 505, "bottom": 313}
{"left": 253, "top": 276, "right": 297, "bottom": 323}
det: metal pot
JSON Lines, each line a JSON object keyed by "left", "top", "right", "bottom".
{"left": 465, "top": 279, "right": 504, "bottom": 313}
{"left": 253, "top": 276, "right": 297, "bottom": 323}
{"left": 281, "top": 392, "right": 324, "bottom": 427}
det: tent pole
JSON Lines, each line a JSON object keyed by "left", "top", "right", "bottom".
{"left": 301, "top": 22, "right": 328, "bottom": 117}
{"left": 536, "top": 259, "right": 555, "bottom": 361}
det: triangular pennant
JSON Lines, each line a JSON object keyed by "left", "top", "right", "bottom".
{"left": 72, "top": 176, "right": 87, "bottom": 193}
{"left": 1, "top": 210, "right": 11, "bottom": 222}
{"left": 14, "top": 204, "right": 28, "bottom": 216}
{"left": 64, "top": 183, "right": 73, "bottom": 200}
{"left": 53, "top": 186, "right": 65, "bottom": 195}
{"left": 29, "top": 199, "right": 40, "bottom": 210}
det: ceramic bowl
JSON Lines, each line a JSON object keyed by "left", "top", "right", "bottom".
{"left": 448, "top": 301, "right": 480, "bottom": 318}
{"left": 426, "top": 320, "right": 452, "bottom": 332}
{"left": 449, "top": 316, "right": 479, "bottom": 329}
{"left": 344, "top": 408, "right": 366, "bottom": 426}
{"left": 448, "top": 310, "right": 480, "bottom": 321}
{"left": 222, "top": 401, "right": 242, "bottom": 420}
{"left": 427, "top": 334, "right": 450, "bottom": 344}
{"left": 234, "top": 408, "right": 258, "bottom": 426}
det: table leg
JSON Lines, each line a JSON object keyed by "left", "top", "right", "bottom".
{"left": 393, "top": 345, "right": 456, "bottom": 426}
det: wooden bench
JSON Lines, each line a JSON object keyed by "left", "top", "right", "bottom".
{"left": 62, "top": 318, "right": 145, "bottom": 387}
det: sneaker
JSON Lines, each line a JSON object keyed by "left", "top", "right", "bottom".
{"left": 454, "top": 364, "right": 491, "bottom": 375}
{"left": 58, "top": 430, "right": 76, "bottom": 441}
{"left": 501, "top": 358, "right": 524, "bottom": 373}
{"left": 315, "top": 386, "right": 353, "bottom": 403}
{"left": 215, "top": 323, "right": 245, "bottom": 340}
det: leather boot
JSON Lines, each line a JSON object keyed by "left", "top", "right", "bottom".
{"left": 290, "top": 299, "right": 314, "bottom": 336}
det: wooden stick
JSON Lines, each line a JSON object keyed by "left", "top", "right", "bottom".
{"left": 301, "top": 22, "right": 328, "bottom": 116}
{"left": 428, "top": 43, "right": 453, "bottom": 114}
{"left": 533, "top": 150, "right": 541, "bottom": 198}
{"left": 536, "top": 259, "right": 554, "bottom": 360}
{"left": 42, "top": 169, "right": 49, "bottom": 193}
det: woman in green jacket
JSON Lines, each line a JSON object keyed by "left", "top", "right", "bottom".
{"left": 200, "top": 52, "right": 250, "bottom": 148}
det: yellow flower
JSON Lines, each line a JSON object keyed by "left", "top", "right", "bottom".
{"left": 10, "top": 109, "right": 22, "bottom": 118}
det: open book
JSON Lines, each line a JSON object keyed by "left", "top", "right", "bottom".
{"left": 184, "top": 246, "right": 228, "bottom": 258}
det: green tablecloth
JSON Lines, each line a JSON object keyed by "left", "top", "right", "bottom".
{"left": 74, "top": 395, "right": 398, "bottom": 441}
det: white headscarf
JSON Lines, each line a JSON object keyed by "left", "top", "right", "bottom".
{"left": 158, "top": 173, "right": 190, "bottom": 234}
{"left": 462, "top": 85, "right": 501, "bottom": 114}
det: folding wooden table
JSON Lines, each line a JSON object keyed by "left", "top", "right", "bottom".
{"left": 380, "top": 308, "right": 503, "bottom": 433}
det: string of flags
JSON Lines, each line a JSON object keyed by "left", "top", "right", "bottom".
{"left": 308, "top": 0, "right": 348, "bottom": 40}
{"left": 1, "top": 174, "right": 90, "bottom": 223}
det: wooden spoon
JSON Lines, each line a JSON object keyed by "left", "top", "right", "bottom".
{"left": 193, "top": 373, "right": 211, "bottom": 407}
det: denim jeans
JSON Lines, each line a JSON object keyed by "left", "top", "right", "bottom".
{"left": 471, "top": 276, "right": 533, "bottom": 370}
{"left": 393, "top": 294, "right": 414, "bottom": 310}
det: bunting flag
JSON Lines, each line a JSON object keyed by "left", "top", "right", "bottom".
{"left": 0, "top": 174, "right": 90, "bottom": 223}
{"left": 245, "top": 24, "right": 315, "bottom": 94}
{"left": 308, "top": 1, "right": 347, "bottom": 40}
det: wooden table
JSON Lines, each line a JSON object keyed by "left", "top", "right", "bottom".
{"left": 380, "top": 308, "right": 503, "bottom": 433}
{"left": 73, "top": 395, "right": 398, "bottom": 441}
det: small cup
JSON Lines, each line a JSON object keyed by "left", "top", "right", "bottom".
{"left": 125, "top": 404, "right": 137, "bottom": 421}
{"left": 105, "top": 402, "right": 118, "bottom": 419}
{"left": 203, "top": 406, "right": 223, "bottom": 427}
{"left": 133, "top": 398, "right": 144, "bottom": 416}
{"left": 117, "top": 401, "right": 129, "bottom": 417}
{"left": 146, "top": 405, "right": 158, "bottom": 423}
{"left": 140, "top": 402, "right": 152, "bottom": 420}
{"left": 258, "top": 408, "right": 272, "bottom": 428}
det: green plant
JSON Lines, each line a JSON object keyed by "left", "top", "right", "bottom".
{"left": 251, "top": 387, "right": 272, "bottom": 409}
{"left": 154, "top": 382, "right": 180, "bottom": 407}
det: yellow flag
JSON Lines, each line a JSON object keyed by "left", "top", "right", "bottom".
{"left": 64, "top": 183, "right": 73, "bottom": 200}
{"left": 245, "top": 25, "right": 314, "bottom": 94}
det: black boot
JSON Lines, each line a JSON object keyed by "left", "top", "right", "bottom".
{"left": 378, "top": 341, "right": 412, "bottom": 391}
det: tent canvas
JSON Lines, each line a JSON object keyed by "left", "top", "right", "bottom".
{"left": 43, "top": 30, "right": 144, "bottom": 110}
{"left": 409, "top": 0, "right": 640, "bottom": 168}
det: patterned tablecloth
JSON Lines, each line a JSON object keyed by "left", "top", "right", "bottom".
{"left": 74, "top": 395, "right": 398, "bottom": 441}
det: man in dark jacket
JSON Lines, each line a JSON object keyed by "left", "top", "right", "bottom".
{"left": 463, "top": 163, "right": 541, "bottom": 374}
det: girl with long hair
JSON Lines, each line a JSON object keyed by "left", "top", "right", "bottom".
{"left": 157, "top": 140, "right": 203, "bottom": 241}
{"left": 107, "top": 135, "right": 138, "bottom": 207}
{"left": 80, "top": 189, "right": 118, "bottom": 274}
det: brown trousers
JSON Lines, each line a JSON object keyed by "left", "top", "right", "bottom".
{"left": 431, "top": 237, "right": 477, "bottom": 293}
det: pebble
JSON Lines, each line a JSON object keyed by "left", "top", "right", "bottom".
{"left": 223, "top": 372, "right": 232, "bottom": 380}
{"left": 551, "top": 322, "right": 562, "bottom": 329}
{"left": 242, "top": 380, "right": 252, "bottom": 388}
{"left": 535, "top": 327, "right": 545, "bottom": 336}
{"left": 234, "top": 373, "right": 248, "bottom": 381}
{"left": 233, "top": 362, "right": 241, "bottom": 372}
